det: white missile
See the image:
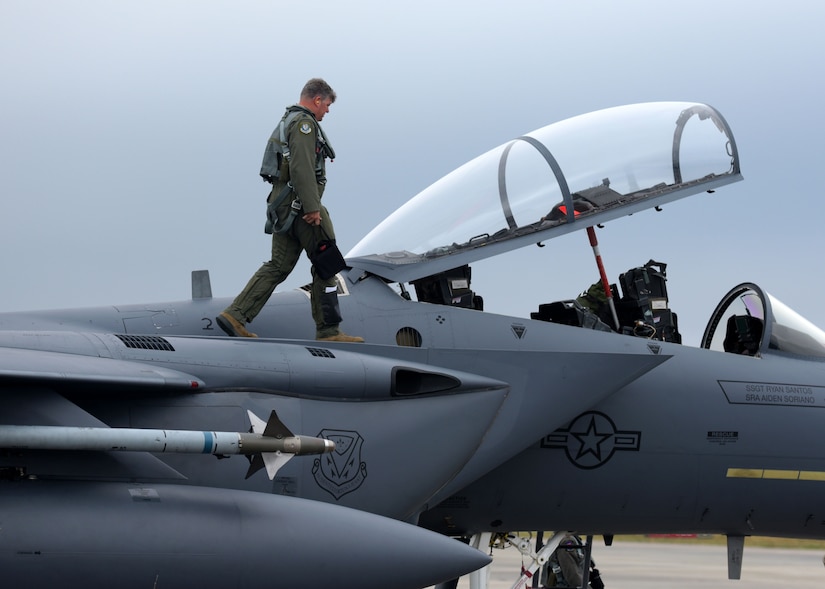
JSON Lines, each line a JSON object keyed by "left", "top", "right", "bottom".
{"left": 0, "top": 411, "right": 333, "bottom": 457}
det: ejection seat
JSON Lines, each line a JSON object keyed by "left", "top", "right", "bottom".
{"left": 722, "top": 315, "right": 763, "bottom": 356}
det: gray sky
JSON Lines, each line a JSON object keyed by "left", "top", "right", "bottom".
{"left": 2, "top": 0, "right": 823, "bottom": 346}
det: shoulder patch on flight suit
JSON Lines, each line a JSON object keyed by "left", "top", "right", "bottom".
{"left": 299, "top": 122, "right": 313, "bottom": 135}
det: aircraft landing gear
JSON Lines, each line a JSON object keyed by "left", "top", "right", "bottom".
{"left": 457, "top": 531, "right": 601, "bottom": 589}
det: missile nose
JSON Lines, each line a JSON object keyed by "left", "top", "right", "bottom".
{"left": 324, "top": 438, "right": 336, "bottom": 452}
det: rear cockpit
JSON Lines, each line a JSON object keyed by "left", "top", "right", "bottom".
{"left": 532, "top": 259, "right": 681, "bottom": 343}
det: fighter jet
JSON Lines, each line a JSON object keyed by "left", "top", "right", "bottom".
{"left": 2, "top": 101, "right": 817, "bottom": 587}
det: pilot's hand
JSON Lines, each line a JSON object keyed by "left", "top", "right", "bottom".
{"left": 303, "top": 210, "right": 321, "bottom": 226}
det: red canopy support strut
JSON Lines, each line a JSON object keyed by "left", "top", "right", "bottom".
{"left": 586, "top": 226, "right": 620, "bottom": 331}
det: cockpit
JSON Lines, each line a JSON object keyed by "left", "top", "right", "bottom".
{"left": 701, "top": 283, "right": 825, "bottom": 360}
{"left": 345, "top": 102, "right": 825, "bottom": 360}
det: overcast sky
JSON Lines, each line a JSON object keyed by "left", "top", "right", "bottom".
{"left": 2, "top": 0, "right": 823, "bottom": 346}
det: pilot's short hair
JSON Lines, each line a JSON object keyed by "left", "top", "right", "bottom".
{"left": 301, "top": 78, "right": 336, "bottom": 103}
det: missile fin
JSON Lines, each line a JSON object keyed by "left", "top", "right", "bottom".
{"left": 262, "top": 410, "right": 293, "bottom": 439}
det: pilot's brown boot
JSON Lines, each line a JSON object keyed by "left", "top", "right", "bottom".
{"left": 216, "top": 312, "right": 258, "bottom": 338}
{"left": 316, "top": 332, "right": 364, "bottom": 343}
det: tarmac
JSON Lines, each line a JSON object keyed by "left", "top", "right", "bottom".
{"left": 433, "top": 539, "right": 825, "bottom": 589}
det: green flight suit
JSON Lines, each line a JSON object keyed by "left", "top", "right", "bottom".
{"left": 224, "top": 106, "right": 342, "bottom": 338}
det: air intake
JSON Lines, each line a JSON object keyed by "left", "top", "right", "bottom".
{"left": 392, "top": 368, "right": 460, "bottom": 396}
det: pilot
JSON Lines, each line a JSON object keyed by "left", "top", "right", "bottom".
{"left": 216, "top": 78, "right": 364, "bottom": 342}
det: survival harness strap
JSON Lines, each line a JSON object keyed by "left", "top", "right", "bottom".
{"left": 262, "top": 109, "right": 335, "bottom": 235}
{"left": 262, "top": 110, "right": 304, "bottom": 235}
{"left": 264, "top": 187, "right": 300, "bottom": 235}
{"left": 260, "top": 109, "right": 301, "bottom": 183}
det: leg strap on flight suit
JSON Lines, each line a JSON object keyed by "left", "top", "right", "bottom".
{"left": 264, "top": 184, "right": 300, "bottom": 235}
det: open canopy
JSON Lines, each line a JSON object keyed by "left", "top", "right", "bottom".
{"left": 347, "top": 101, "right": 741, "bottom": 283}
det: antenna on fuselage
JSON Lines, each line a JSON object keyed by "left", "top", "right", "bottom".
{"left": 191, "top": 269, "right": 213, "bottom": 300}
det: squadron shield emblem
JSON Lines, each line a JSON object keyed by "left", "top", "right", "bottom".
{"left": 312, "top": 429, "right": 367, "bottom": 500}
{"left": 299, "top": 122, "right": 312, "bottom": 134}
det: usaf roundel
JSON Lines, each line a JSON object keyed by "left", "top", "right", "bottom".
{"left": 541, "top": 411, "right": 641, "bottom": 469}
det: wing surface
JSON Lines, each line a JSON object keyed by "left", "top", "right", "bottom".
{"left": 0, "top": 346, "right": 203, "bottom": 389}
{"left": 0, "top": 387, "right": 186, "bottom": 480}
{"left": 0, "top": 334, "right": 202, "bottom": 480}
